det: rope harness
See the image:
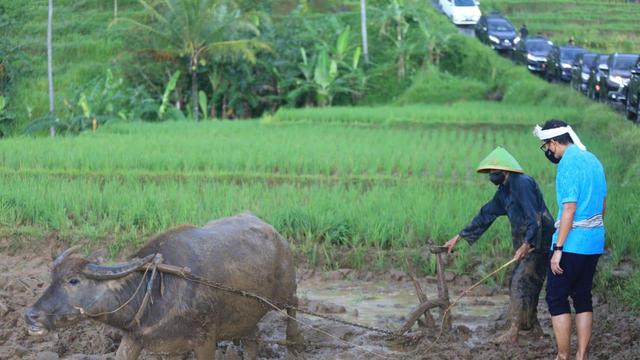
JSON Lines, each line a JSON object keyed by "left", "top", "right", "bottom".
{"left": 74, "top": 253, "right": 406, "bottom": 359}
{"left": 71, "top": 250, "right": 522, "bottom": 358}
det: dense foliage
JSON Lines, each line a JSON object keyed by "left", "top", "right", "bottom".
{"left": 1, "top": 0, "right": 639, "bottom": 309}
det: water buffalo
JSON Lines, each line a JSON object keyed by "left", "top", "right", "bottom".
{"left": 24, "top": 213, "right": 303, "bottom": 359}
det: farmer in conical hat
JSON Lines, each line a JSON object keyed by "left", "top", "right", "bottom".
{"left": 444, "top": 146, "right": 555, "bottom": 343}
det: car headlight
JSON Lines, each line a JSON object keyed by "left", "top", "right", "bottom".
{"left": 561, "top": 63, "right": 572, "bottom": 69}
{"left": 489, "top": 35, "right": 500, "bottom": 43}
{"left": 581, "top": 72, "right": 589, "bottom": 81}
{"left": 610, "top": 75, "right": 624, "bottom": 86}
{"left": 514, "top": 36, "right": 521, "bottom": 44}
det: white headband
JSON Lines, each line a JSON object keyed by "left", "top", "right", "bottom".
{"left": 533, "top": 125, "right": 586, "bottom": 151}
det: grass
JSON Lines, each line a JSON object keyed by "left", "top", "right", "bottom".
{"left": 2, "top": 0, "right": 639, "bottom": 309}
{"left": 1, "top": 104, "right": 639, "bottom": 267}
{"left": 1, "top": 106, "right": 622, "bottom": 185}
{"left": 481, "top": 0, "right": 640, "bottom": 52}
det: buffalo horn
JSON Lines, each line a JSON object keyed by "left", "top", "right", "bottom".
{"left": 82, "top": 254, "right": 156, "bottom": 280}
{"left": 52, "top": 245, "right": 82, "bottom": 269}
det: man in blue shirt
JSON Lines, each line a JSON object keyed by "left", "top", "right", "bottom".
{"left": 445, "top": 147, "right": 554, "bottom": 343}
{"left": 534, "top": 119, "right": 606, "bottom": 360}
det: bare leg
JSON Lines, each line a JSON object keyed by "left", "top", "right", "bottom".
{"left": 115, "top": 336, "right": 143, "bottom": 360}
{"left": 551, "top": 314, "right": 572, "bottom": 360}
{"left": 575, "top": 312, "right": 593, "bottom": 360}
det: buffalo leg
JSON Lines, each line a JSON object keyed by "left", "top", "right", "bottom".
{"left": 115, "top": 336, "right": 142, "bottom": 360}
{"left": 194, "top": 331, "right": 217, "bottom": 360}
{"left": 242, "top": 331, "right": 258, "bottom": 360}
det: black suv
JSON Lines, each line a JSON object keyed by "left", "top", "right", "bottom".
{"left": 545, "top": 45, "right": 587, "bottom": 82}
{"left": 475, "top": 13, "right": 519, "bottom": 52}
{"left": 598, "top": 53, "right": 639, "bottom": 103}
{"left": 586, "top": 54, "right": 610, "bottom": 101}
{"left": 624, "top": 56, "right": 640, "bottom": 121}
{"left": 513, "top": 36, "right": 553, "bottom": 74}
{"left": 570, "top": 53, "right": 600, "bottom": 94}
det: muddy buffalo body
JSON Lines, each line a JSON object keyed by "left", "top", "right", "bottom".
{"left": 24, "top": 213, "right": 303, "bottom": 359}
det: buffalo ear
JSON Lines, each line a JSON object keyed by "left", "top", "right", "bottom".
{"left": 82, "top": 254, "right": 156, "bottom": 280}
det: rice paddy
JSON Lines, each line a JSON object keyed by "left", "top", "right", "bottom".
{"left": 2, "top": 103, "right": 639, "bottom": 275}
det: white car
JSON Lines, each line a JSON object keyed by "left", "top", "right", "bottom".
{"left": 440, "top": 0, "right": 482, "bottom": 25}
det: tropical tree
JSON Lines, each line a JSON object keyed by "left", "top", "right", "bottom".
{"left": 118, "top": 0, "right": 267, "bottom": 120}
{"left": 47, "top": 0, "right": 55, "bottom": 136}
{"left": 360, "top": 0, "right": 369, "bottom": 64}
{"left": 288, "top": 26, "right": 364, "bottom": 107}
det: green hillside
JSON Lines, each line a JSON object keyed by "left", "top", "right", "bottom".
{"left": 1, "top": 1, "right": 146, "bottom": 131}
{"left": 481, "top": 0, "right": 640, "bottom": 52}
{"left": 1, "top": 0, "right": 640, "bottom": 308}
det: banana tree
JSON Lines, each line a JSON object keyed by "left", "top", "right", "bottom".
{"left": 373, "top": 0, "right": 429, "bottom": 79}
{"left": 289, "top": 26, "right": 364, "bottom": 107}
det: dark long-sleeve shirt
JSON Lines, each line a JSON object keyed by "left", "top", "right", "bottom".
{"left": 459, "top": 173, "right": 554, "bottom": 251}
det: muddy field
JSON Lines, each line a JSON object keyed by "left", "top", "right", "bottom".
{"left": 1, "top": 242, "right": 638, "bottom": 360}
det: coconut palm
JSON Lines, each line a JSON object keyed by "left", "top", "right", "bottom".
{"left": 119, "top": 0, "right": 267, "bottom": 120}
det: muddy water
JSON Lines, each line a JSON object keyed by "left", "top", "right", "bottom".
{"left": 292, "top": 277, "right": 511, "bottom": 359}
{"left": 298, "top": 278, "right": 509, "bottom": 332}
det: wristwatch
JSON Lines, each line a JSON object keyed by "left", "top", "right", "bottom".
{"left": 553, "top": 245, "right": 563, "bottom": 251}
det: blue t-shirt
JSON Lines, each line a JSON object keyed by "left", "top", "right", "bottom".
{"left": 552, "top": 144, "right": 607, "bottom": 255}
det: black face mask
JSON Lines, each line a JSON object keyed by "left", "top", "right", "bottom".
{"left": 489, "top": 172, "right": 506, "bottom": 186}
{"left": 544, "top": 149, "right": 561, "bottom": 164}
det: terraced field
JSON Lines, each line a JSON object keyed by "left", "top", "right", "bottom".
{"left": 1, "top": 103, "right": 638, "bottom": 277}
{"left": 481, "top": 0, "right": 640, "bottom": 52}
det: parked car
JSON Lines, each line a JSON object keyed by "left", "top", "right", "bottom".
{"left": 598, "top": 53, "right": 639, "bottom": 103}
{"left": 475, "top": 13, "right": 520, "bottom": 52}
{"left": 513, "top": 36, "right": 553, "bottom": 73}
{"left": 570, "top": 53, "right": 599, "bottom": 93}
{"left": 440, "top": 0, "right": 482, "bottom": 25}
{"left": 586, "top": 54, "right": 610, "bottom": 101}
{"left": 624, "top": 57, "right": 640, "bottom": 121}
{"left": 544, "top": 45, "right": 587, "bottom": 82}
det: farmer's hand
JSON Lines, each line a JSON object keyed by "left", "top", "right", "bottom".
{"left": 444, "top": 235, "right": 461, "bottom": 254}
{"left": 513, "top": 243, "right": 531, "bottom": 261}
{"left": 550, "top": 250, "right": 563, "bottom": 275}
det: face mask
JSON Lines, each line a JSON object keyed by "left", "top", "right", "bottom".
{"left": 489, "top": 172, "right": 505, "bottom": 185}
{"left": 544, "top": 149, "right": 560, "bottom": 164}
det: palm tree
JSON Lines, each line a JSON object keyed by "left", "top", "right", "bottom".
{"left": 120, "top": 0, "right": 267, "bottom": 120}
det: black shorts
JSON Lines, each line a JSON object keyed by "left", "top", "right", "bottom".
{"left": 545, "top": 252, "right": 600, "bottom": 316}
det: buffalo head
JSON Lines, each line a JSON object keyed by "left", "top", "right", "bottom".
{"left": 24, "top": 246, "right": 153, "bottom": 336}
